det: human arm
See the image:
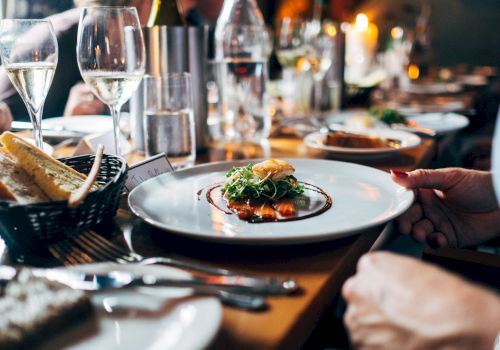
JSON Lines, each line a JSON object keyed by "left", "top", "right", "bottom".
{"left": 63, "top": 82, "right": 106, "bottom": 116}
{"left": 342, "top": 251, "right": 500, "bottom": 350}
{"left": 0, "top": 102, "right": 12, "bottom": 132}
{"left": 391, "top": 168, "right": 500, "bottom": 248}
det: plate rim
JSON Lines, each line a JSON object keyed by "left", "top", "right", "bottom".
{"left": 128, "top": 158, "right": 414, "bottom": 244}
{"left": 407, "top": 112, "right": 469, "bottom": 133}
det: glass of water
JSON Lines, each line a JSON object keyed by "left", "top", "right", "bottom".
{"left": 143, "top": 73, "right": 196, "bottom": 168}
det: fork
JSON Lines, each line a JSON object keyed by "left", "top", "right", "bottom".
{"left": 63, "top": 230, "right": 250, "bottom": 277}
{"left": 49, "top": 241, "right": 268, "bottom": 310}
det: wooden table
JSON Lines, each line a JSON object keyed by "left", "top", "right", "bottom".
{"left": 1, "top": 136, "right": 436, "bottom": 350}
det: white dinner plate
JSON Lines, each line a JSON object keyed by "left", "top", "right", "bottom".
{"left": 44, "top": 115, "right": 113, "bottom": 135}
{"left": 400, "top": 81, "right": 463, "bottom": 95}
{"left": 304, "top": 128, "right": 421, "bottom": 160}
{"left": 128, "top": 159, "right": 414, "bottom": 244}
{"left": 386, "top": 100, "right": 465, "bottom": 115}
{"left": 407, "top": 113, "right": 469, "bottom": 134}
{"left": 41, "top": 263, "right": 222, "bottom": 350}
{"left": 324, "top": 110, "right": 469, "bottom": 135}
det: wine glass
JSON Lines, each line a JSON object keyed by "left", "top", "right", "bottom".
{"left": 77, "top": 6, "right": 145, "bottom": 155}
{"left": 0, "top": 19, "right": 58, "bottom": 150}
{"left": 302, "top": 20, "right": 336, "bottom": 113}
{"left": 275, "top": 18, "right": 306, "bottom": 78}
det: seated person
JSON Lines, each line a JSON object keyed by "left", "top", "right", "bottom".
{"left": 342, "top": 168, "right": 500, "bottom": 349}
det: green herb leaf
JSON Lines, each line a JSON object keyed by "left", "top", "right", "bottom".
{"left": 221, "top": 164, "right": 304, "bottom": 203}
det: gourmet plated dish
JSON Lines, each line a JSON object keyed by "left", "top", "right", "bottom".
{"left": 204, "top": 159, "right": 332, "bottom": 223}
{"left": 0, "top": 132, "right": 99, "bottom": 204}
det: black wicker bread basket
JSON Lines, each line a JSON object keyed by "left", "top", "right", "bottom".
{"left": 0, "top": 154, "right": 127, "bottom": 253}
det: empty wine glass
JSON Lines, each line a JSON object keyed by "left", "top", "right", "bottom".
{"left": 302, "top": 20, "right": 336, "bottom": 113}
{"left": 0, "top": 19, "right": 58, "bottom": 150}
{"left": 77, "top": 6, "right": 145, "bottom": 155}
{"left": 275, "top": 18, "right": 306, "bottom": 77}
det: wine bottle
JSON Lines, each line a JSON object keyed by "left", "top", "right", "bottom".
{"left": 408, "top": 0, "right": 432, "bottom": 79}
{"left": 147, "top": 0, "right": 186, "bottom": 27}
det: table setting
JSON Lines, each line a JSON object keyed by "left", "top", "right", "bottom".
{"left": 0, "top": 0, "right": 495, "bottom": 349}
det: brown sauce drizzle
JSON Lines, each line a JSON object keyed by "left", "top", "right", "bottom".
{"left": 203, "top": 182, "right": 332, "bottom": 223}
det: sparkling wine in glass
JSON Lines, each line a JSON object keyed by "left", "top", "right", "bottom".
{"left": 77, "top": 6, "right": 145, "bottom": 155}
{"left": 0, "top": 19, "right": 58, "bottom": 150}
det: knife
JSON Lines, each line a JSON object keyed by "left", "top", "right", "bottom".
{"left": 0, "top": 266, "right": 299, "bottom": 295}
{"left": 389, "top": 123, "right": 437, "bottom": 138}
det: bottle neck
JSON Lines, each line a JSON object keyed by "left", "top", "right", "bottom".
{"left": 147, "top": 0, "right": 186, "bottom": 27}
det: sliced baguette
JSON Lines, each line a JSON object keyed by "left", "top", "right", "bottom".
{"left": 0, "top": 132, "right": 99, "bottom": 201}
{"left": 0, "top": 148, "right": 49, "bottom": 204}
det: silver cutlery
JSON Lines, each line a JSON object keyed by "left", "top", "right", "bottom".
{"left": 389, "top": 123, "right": 436, "bottom": 138}
{"left": 48, "top": 231, "right": 299, "bottom": 309}
{"left": 47, "top": 244, "right": 268, "bottom": 310}
{"left": 0, "top": 265, "right": 267, "bottom": 310}
{"left": 47, "top": 244, "right": 298, "bottom": 295}
{"left": 61, "top": 230, "right": 288, "bottom": 281}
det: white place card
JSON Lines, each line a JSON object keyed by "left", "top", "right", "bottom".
{"left": 73, "top": 130, "right": 129, "bottom": 156}
{"left": 125, "top": 153, "right": 174, "bottom": 191}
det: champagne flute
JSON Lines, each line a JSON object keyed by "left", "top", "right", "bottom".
{"left": 77, "top": 6, "right": 145, "bottom": 155}
{"left": 0, "top": 19, "right": 58, "bottom": 150}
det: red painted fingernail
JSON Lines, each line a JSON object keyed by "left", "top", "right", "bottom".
{"left": 391, "top": 169, "right": 408, "bottom": 178}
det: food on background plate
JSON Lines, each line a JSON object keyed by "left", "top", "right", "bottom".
{"left": 203, "top": 159, "right": 332, "bottom": 223}
{"left": 368, "top": 107, "right": 408, "bottom": 125}
{"left": 325, "top": 130, "right": 399, "bottom": 149}
{"left": 0, "top": 132, "right": 99, "bottom": 203}
{"left": 0, "top": 268, "right": 94, "bottom": 349}
{"left": 344, "top": 114, "right": 377, "bottom": 129}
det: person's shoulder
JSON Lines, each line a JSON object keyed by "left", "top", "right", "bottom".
{"left": 46, "top": 8, "right": 80, "bottom": 35}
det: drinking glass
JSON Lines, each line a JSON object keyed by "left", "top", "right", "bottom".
{"left": 275, "top": 18, "right": 306, "bottom": 75}
{"left": 0, "top": 19, "right": 58, "bottom": 150}
{"left": 143, "top": 73, "right": 196, "bottom": 169}
{"left": 303, "top": 21, "right": 336, "bottom": 112}
{"left": 275, "top": 18, "right": 315, "bottom": 116}
{"left": 77, "top": 6, "right": 145, "bottom": 155}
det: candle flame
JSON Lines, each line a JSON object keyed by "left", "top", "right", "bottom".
{"left": 390, "top": 26, "right": 404, "bottom": 40}
{"left": 354, "top": 13, "right": 369, "bottom": 32}
{"left": 408, "top": 64, "right": 420, "bottom": 80}
{"left": 324, "top": 22, "right": 337, "bottom": 37}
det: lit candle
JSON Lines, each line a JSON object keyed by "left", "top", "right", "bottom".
{"left": 344, "top": 13, "right": 378, "bottom": 84}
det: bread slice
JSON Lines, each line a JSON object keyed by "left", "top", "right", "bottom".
{"left": 0, "top": 268, "right": 95, "bottom": 349}
{"left": 0, "top": 148, "right": 49, "bottom": 204}
{"left": 0, "top": 132, "right": 98, "bottom": 201}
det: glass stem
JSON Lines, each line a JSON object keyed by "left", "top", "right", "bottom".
{"left": 109, "top": 104, "right": 122, "bottom": 155}
{"left": 313, "top": 78, "right": 323, "bottom": 114}
{"left": 29, "top": 104, "right": 44, "bottom": 150}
